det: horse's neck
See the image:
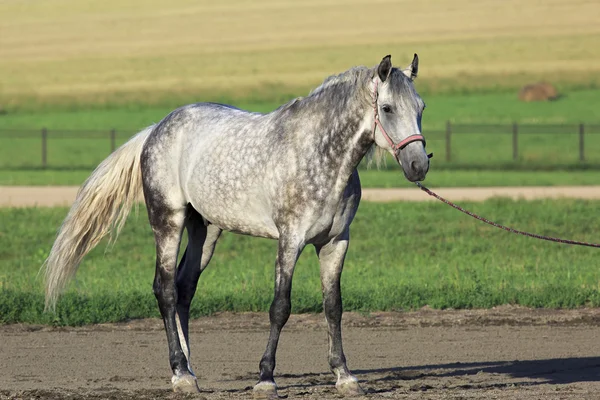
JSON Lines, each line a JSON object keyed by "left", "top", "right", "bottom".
{"left": 303, "top": 91, "right": 373, "bottom": 177}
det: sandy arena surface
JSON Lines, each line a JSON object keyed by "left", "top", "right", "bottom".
{"left": 2, "top": 307, "right": 600, "bottom": 399}
{"left": 3, "top": 185, "right": 600, "bottom": 207}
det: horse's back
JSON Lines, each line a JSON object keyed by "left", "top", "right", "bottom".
{"left": 143, "top": 102, "right": 270, "bottom": 171}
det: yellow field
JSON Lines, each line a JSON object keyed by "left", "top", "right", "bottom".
{"left": 1, "top": 0, "right": 599, "bottom": 108}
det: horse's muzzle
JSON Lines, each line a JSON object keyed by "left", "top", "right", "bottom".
{"left": 397, "top": 142, "right": 430, "bottom": 182}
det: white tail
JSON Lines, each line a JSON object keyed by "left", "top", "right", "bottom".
{"left": 43, "top": 125, "right": 154, "bottom": 311}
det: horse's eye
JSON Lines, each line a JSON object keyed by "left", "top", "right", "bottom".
{"left": 381, "top": 105, "right": 392, "bottom": 113}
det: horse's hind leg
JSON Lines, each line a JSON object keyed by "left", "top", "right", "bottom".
{"left": 315, "top": 231, "right": 364, "bottom": 396}
{"left": 175, "top": 206, "right": 222, "bottom": 373}
{"left": 145, "top": 193, "right": 198, "bottom": 392}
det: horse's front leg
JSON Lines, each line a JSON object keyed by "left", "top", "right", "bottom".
{"left": 316, "top": 232, "right": 364, "bottom": 396}
{"left": 253, "top": 236, "right": 303, "bottom": 399}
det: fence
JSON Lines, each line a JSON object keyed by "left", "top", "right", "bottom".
{"left": 439, "top": 123, "right": 599, "bottom": 164}
{"left": 0, "top": 128, "right": 139, "bottom": 170}
{"left": 1, "top": 123, "right": 600, "bottom": 170}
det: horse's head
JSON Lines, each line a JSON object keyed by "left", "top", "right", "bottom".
{"left": 371, "top": 54, "right": 429, "bottom": 182}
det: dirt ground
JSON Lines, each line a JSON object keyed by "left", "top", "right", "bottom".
{"left": 2, "top": 306, "right": 600, "bottom": 400}
{"left": 3, "top": 185, "right": 600, "bottom": 207}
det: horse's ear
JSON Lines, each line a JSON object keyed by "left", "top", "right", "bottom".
{"left": 402, "top": 53, "right": 419, "bottom": 80}
{"left": 377, "top": 55, "right": 392, "bottom": 82}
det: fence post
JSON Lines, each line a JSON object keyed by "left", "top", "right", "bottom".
{"left": 579, "top": 123, "right": 585, "bottom": 162}
{"left": 41, "top": 127, "right": 47, "bottom": 169}
{"left": 512, "top": 122, "right": 518, "bottom": 161}
{"left": 445, "top": 120, "right": 451, "bottom": 162}
{"left": 110, "top": 129, "right": 116, "bottom": 153}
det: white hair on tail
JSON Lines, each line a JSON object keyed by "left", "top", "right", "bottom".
{"left": 42, "top": 125, "right": 154, "bottom": 311}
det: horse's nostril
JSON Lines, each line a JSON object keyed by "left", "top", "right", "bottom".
{"left": 410, "top": 161, "right": 418, "bottom": 173}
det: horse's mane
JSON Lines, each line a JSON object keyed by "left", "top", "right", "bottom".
{"left": 271, "top": 66, "right": 372, "bottom": 114}
{"left": 308, "top": 66, "right": 388, "bottom": 168}
{"left": 307, "top": 66, "right": 371, "bottom": 97}
{"left": 272, "top": 64, "right": 388, "bottom": 167}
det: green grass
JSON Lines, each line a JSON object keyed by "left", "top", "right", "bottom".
{"left": 1, "top": 90, "right": 599, "bottom": 131}
{"left": 426, "top": 90, "right": 600, "bottom": 126}
{"left": 2, "top": 199, "right": 600, "bottom": 325}
{"left": 1, "top": 89, "right": 600, "bottom": 186}
{"left": 0, "top": 102, "right": 282, "bottom": 131}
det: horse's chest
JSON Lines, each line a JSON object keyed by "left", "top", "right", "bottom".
{"left": 299, "top": 194, "right": 358, "bottom": 243}
{"left": 276, "top": 173, "right": 360, "bottom": 242}
{"left": 306, "top": 213, "right": 346, "bottom": 242}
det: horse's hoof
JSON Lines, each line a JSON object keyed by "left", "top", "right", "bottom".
{"left": 172, "top": 374, "right": 200, "bottom": 393}
{"left": 253, "top": 381, "right": 279, "bottom": 399}
{"left": 336, "top": 378, "right": 365, "bottom": 397}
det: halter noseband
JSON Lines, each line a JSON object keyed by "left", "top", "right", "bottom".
{"left": 371, "top": 79, "right": 427, "bottom": 157}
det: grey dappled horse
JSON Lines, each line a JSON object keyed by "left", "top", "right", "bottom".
{"left": 43, "top": 54, "right": 429, "bottom": 397}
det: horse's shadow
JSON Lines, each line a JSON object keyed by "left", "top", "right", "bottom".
{"left": 272, "top": 356, "right": 600, "bottom": 392}
{"left": 356, "top": 356, "right": 600, "bottom": 383}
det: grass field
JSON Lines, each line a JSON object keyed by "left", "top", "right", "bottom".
{"left": 1, "top": 89, "right": 600, "bottom": 186}
{"left": 1, "top": 0, "right": 599, "bottom": 111}
{"left": 5, "top": 127, "right": 600, "bottom": 170}
{"left": 1, "top": 200, "right": 600, "bottom": 325}
{"left": 2, "top": 91, "right": 600, "bottom": 131}
{"left": 2, "top": 135, "right": 600, "bottom": 186}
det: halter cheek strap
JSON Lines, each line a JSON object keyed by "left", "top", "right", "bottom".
{"left": 371, "top": 79, "right": 427, "bottom": 155}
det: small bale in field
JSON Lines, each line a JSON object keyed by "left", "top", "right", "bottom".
{"left": 518, "top": 82, "right": 560, "bottom": 102}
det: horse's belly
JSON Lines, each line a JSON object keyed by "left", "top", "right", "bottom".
{"left": 182, "top": 147, "right": 279, "bottom": 238}
{"left": 189, "top": 196, "right": 279, "bottom": 239}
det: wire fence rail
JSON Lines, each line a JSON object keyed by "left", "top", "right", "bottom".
{"left": 1, "top": 122, "right": 600, "bottom": 170}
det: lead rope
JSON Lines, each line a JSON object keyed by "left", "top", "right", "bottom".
{"left": 415, "top": 182, "right": 600, "bottom": 248}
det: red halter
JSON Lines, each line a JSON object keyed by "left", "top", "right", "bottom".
{"left": 371, "top": 79, "right": 426, "bottom": 155}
